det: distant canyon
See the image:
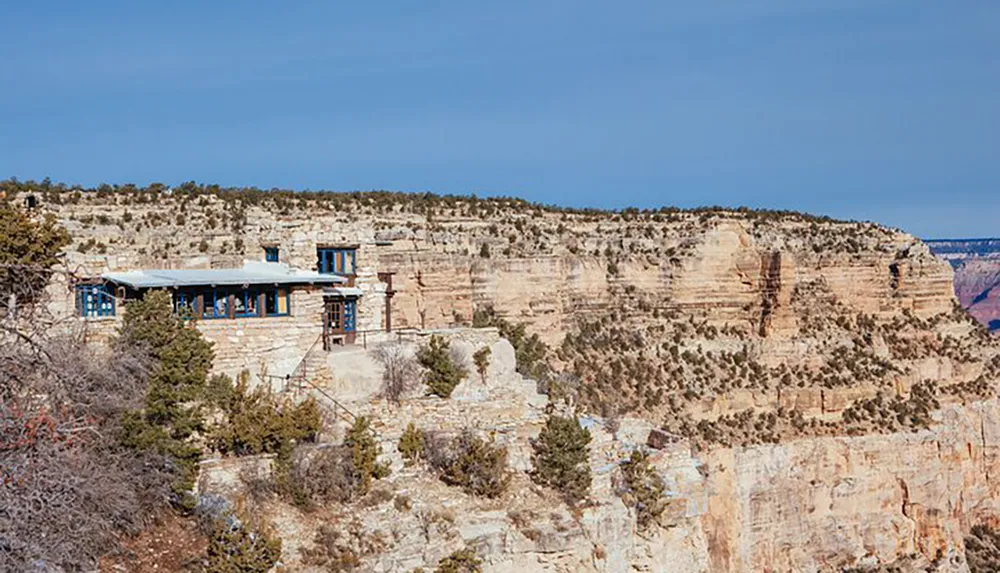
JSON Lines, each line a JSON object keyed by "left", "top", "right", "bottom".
{"left": 928, "top": 238, "right": 1000, "bottom": 332}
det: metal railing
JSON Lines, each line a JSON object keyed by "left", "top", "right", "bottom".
{"left": 270, "top": 333, "right": 357, "bottom": 425}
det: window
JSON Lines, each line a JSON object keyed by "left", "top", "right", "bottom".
{"left": 265, "top": 288, "right": 290, "bottom": 316}
{"left": 173, "top": 286, "right": 288, "bottom": 319}
{"left": 264, "top": 247, "right": 279, "bottom": 263}
{"left": 317, "top": 247, "right": 356, "bottom": 275}
{"left": 327, "top": 301, "right": 341, "bottom": 329}
{"left": 234, "top": 288, "right": 259, "bottom": 318}
{"left": 77, "top": 284, "right": 115, "bottom": 317}
{"left": 173, "top": 290, "right": 193, "bottom": 317}
{"left": 202, "top": 289, "right": 228, "bottom": 319}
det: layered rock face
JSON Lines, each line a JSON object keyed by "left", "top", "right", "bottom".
{"left": 198, "top": 330, "right": 1000, "bottom": 572}
{"left": 8, "top": 182, "right": 1000, "bottom": 571}
{"left": 23, "top": 187, "right": 954, "bottom": 342}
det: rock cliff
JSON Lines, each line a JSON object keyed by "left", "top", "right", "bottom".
{"left": 198, "top": 330, "right": 1000, "bottom": 572}
{"left": 6, "top": 180, "right": 1000, "bottom": 571}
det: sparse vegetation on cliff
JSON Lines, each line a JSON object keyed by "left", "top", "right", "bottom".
{"left": 966, "top": 523, "right": 1000, "bottom": 573}
{"left": 530, "top": 415, "right": 593, "bottom": 504}
{"left": 617, "top": 450, "right": 667, "bottom": 530}
{"left": 425, "top": 430, "right": 511, "bottom": 498}
{"left": 435, "top": 547, "right": 482, "bottom": 573}
{"left": 417, "top": 335, "right": 467, "bottom": 398}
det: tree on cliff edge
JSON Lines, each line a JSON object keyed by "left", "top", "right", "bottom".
{"left": 0, "top": 199, "right": 70, "bottom": 313}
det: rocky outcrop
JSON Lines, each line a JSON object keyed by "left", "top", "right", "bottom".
{"left": 197, "top": 329, "right": 1000, "bottom": 572}
{"left": 8, "top": 182, "right": 1000, "bottom": 571}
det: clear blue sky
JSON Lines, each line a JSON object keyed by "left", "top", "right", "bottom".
{"left": 1, "top": 2, "right": 997, "bottom": 238}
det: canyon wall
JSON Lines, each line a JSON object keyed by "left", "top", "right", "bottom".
{"left": 202, "top": 332, "right": 999, "bottom": 572}
{"left": 7, "top": 183, "right": 1000, "bottom": 571}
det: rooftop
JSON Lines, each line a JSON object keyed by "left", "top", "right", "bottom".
{"left": 102, "top": 262, "right": 347, "bottom": 289}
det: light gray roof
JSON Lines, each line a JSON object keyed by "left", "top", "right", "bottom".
{"left": 102, "top": 261, "right": 347, "bottom": 289}
{"left": 323, "top": 286, "right": 364, "bottom": 297}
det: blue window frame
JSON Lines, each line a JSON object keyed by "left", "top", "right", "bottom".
{"left": 174, "top": 286, "right": 288, "bottom": 319}
{"left": 265, "top": 288, "right": 290, "bottom": 316}
{"left": 317, "top": 247, "right": 356, "bottom": 275}
{"left": 234, "top": 288, "right": 259, "bottom": 318}
{"left": 202, "top": 289, "right": 228, "bottom": 319}
{"left": 343, "top": 299, "right": 357, "bottom": 332}
{"left": 264, "top": 247, "right": 279, "bottom": 263}
{"left": 173, "top": 290, "right": 193, "bottom": 317}
{"left": 77, "top": 284, "right": 115, "bottom": 317}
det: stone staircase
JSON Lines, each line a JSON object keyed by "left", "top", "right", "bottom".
{"left": 282, "top": 335, "right": 357, "bottom": 439}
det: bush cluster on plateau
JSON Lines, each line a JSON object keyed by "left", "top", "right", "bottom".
{"left": 204, "top": 509, "right": 282, "bottom": 573}
{"left": 210, "top": 370, "right": 321, "bottom": 456}
{"left": 398, "top": 424, "right": 511, "bottom": 498}
{"left": 259, "top": 416, "right": 390, "bottom": 509}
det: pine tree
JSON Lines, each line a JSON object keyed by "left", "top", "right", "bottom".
{"left": 530, "top": 415, "right": 592, "bottom": 504}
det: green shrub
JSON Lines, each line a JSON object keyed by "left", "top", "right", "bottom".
{"left": 530, "top": 415, "right": 592, "bottom": 504}
{"left": 271, "top": 444, "right": 355, "bottom": 510}
{"left": 428, "top": 430, "right": 510, "bottom": 498}
{"left": 0, "top": 200, "right": 70, "bottom": 309}
{"left": 345, "top": 416, "right": 390, "bottom": 495}
{"left": 618, "top": 450, "right": 667, "bottom": 529}
{"left": 473, "top": 347, "right": 491, "bottom": 382}
{"left": 471, "top": 307, "right": 549, "bottom": 382}
{"left": 398, "top": 422, "right": 425, "bottom": 466}
{"left": 435, "top": 547, "right": 482, "bottom": 573}
{"left": 204, "top": 510, "right": 282, "bottom": 573}
{"left": 263, "top": 416, "right": 389, "bottom": 509}
{"left": 211, "top": 370, "right": 321, "bottom": 456}
{"left": 118, "top": 290, "right": 216, "bottom": 506}
{"left": 417, "top": 335, "right": 466, "bottom": 398}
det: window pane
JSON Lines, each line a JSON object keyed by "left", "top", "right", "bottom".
{"left": 277, "top": 289, "right": 288, "bottom": 314}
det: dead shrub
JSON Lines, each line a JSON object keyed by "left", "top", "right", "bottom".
{"left": 373, "top": 341, "right": 420, "bottom": 404}
{"left": 1, "top": 333, "right": 173, "bottom": 572}
{"left": 302, "top": 520, "right": 388, "bottom": 572}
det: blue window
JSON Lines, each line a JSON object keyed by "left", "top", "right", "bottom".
{"left": 343, "top": 299, "right": 357, "bottom": 332}
{"left": 77, "top": 284, "right": 115, "bottom": 317}
{"left": 234, "top": 289, "right": 259, "bottom": 318}
{"left": 177, "top": 286, "right": 287, "bottom": 319}
{"left": 265, "top": 288, "right": 290, "bottom": 316}
{"left": 264, "top": 247, "right": 279, "bottom": 263}
{"left": 202, "top": 289, "right": 228, "bottom": 319}
{"left": 173, "top": 290, "right": 193, "bottom": 317}
{"left": 317, "top": 247, "right": 356, "bottom": 275}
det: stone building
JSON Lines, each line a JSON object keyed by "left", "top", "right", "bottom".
{"left": 65, "top": 242, "right": 395, "bottom": 381}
